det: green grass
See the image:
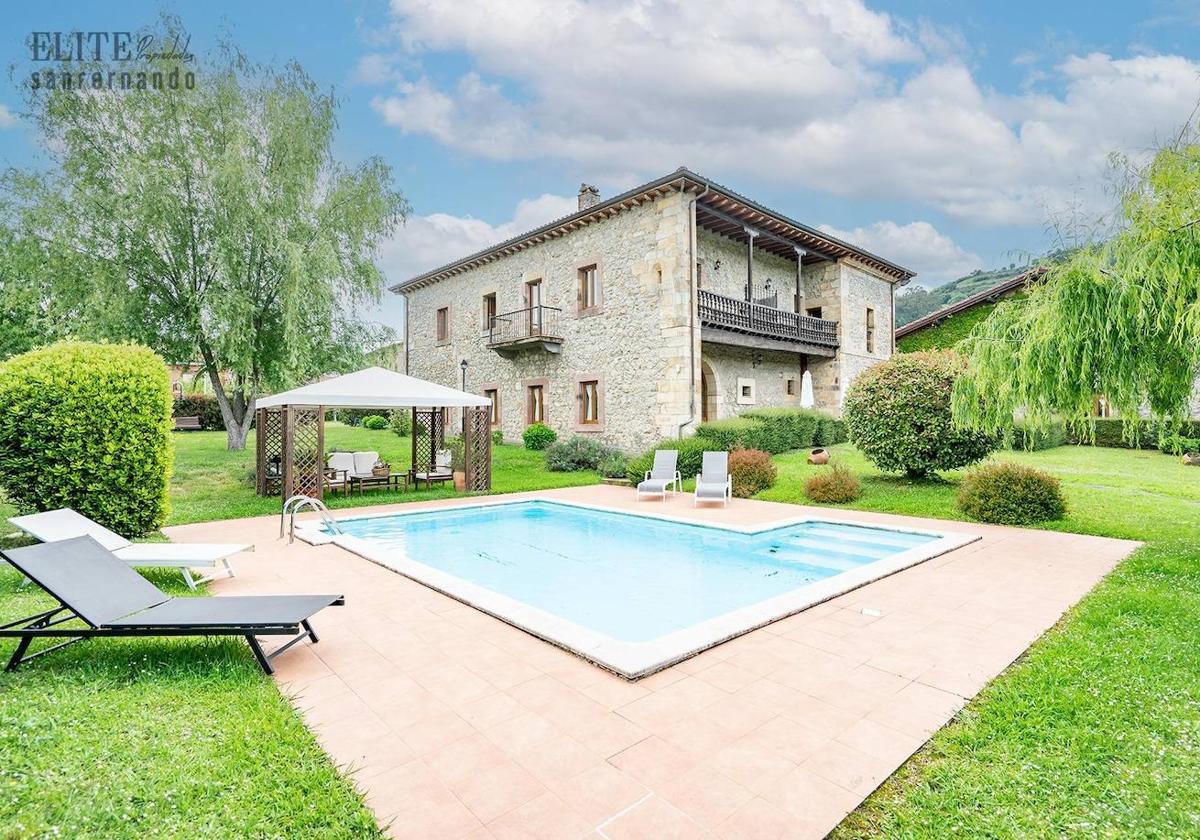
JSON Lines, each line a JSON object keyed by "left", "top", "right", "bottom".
{"left": 763, "top": 445, "right": 1200, "bottom": 838}
{"left": 167, "top": 423, "right": 597, "bottom": 525}
{"left": 0, "top": 567, "right": 382, "bottom": 838}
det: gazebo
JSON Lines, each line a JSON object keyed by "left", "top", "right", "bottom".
{"left": 253, "top": 367, "right": 493, "bottom": 501}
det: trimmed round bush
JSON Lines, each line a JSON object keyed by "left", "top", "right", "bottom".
{"left": 362, "top": 414, "right": 388, "bottom": 430}
{"left": 844, "top": 351, "right": 998, "bottom": 477}
{"left": 956, "top": 461, "right": 1066, "bottom": 525}
{"left": 544, "top": 436, "right": 612, "bottom": 472}
{"left": 728, "top": 448, "right": 777, "bottom": 497}
{"left": 523, "top": 422, "right": 557, "bottom": 450}
{"left": 804, "top": 463, "right": 862, "bottom": 503}
{"left": 0, "top": 341, "right": 173, "bottom": 535}
{"left": 626, "top": 436, "right": 711, "bottom": 484}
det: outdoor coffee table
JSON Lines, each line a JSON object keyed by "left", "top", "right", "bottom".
{"left": 349, "top": 472, "right": 409, "bottom": 495}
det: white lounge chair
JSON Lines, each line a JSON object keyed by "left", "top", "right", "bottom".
{"left": 351, "top": 451, "right": 380, "bottom": 479}
{"left": 637, "top": 450, "right": 681, "bottom": 501}
{"left": 694, "top": 451, "right": 732, "bottom": 507}
{"left": 7, "top": 508, "right": 248, "bottom": 590}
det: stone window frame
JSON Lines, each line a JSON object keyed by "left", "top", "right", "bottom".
{"left": 785, "top": 377, "right": 797, "bottom": 398}
{"left": 575, "top": 257, "right": 604, "bottom": 318}
{"left": 435, "top": 305, "right": 451, "bottom": 346}
{"left": 573, "top": 373, "right": 606, "bottom": 432}
{"left": 522, "top": 377, "right": 549, "bottom": 426}
{"left": 737, "top": 377, "right": 756, "bottom": 406}
{"left": 481, "top": 292, "right": 497, "bottom": 332}
{"left": 866, "top": 307, "right": 876, "bottom": 354}
{"left": 481, "top": 383, "right": 501, "bottom": 427}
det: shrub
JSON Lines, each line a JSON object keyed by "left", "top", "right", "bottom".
{"left": 0, "top": 341, "right": 173, "bottom": 535}
{"left": 598, "top": 451, "right": 629, "bottom": 479}
{"left": 544, "top": 436, "right": 612, "bottom": 471}
{"left": 389, "top": 410, "right": 412, "bottom": 437}
{"left": 626, "top": 436, "right": 711, "bottom": 484}
{"left": 362, "top": 414, "right": 389, "bottom": 430}
{"left": 815, "top": 416, "right": 848, "bottom": 446}
{"left": 491, "top": 429, "right": 504, "bottom": 446}
{"left": 728, "top": 448, "right": 777, "bottom": 497}
{"left": 844, "top": 352, "right": 999, "bottom": 477}
{"left": 443, "top": 435, "right": 465, "bottom": 471}
{"left": 696, "top": 408, "right": 833, "bottom": 455}
{"left": 1160, "top": 435, "right": 1200, "bottom": 455}
{"left": 332, "top": 408, "right": 377, "bottom": 427}
{"left": 523, "top": 422, "right": 557, "bottom": 450}
{"left": 1012, "top": 419, "right": 1066, "bottom": 451}
{"left": 172, "top": 393, "right": 225, "bottom": 431}
{"left": 803, "top": 463, "right": 862, "bottom": 503}
{"left": 956, "top": 462, "right": 1067, "bottom": 525}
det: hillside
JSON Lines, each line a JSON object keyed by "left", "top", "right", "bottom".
{"left": 895, "top": 265, "right": 1031, "bottom": 326}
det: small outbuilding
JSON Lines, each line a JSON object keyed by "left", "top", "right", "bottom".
{"left": 253, "top": 367, "right": 492, "bottom": 500}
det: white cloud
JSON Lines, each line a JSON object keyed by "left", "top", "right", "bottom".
{"left": 0, "top": 104, "right": 18, "bottom": 129}
{"left": 367, "top": 0, "right": 1200, "bottom": 224}
{"left": 819, "top": 220, "right": 982, "bottom": 284}
{"left": 376, "top": 192, "right": 578, "bottom": 285}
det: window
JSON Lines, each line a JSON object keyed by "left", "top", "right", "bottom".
{"left": 484, "top": 388, "right": 499, "bottom": 425}
{"left": 736, "top": 377, "right": 756, "bottom": 405}
{"left": 786, "top": 378, "right": 796, "bottom": 396}
{"left": 742, "top": 385, "right": 752, "bottom": 398}
{"left": 805, "top": 306, "right": 823, "bottom": 319}
{"left": 482, "top": 293, "right": 497, "bottom": 330}
{"left": 578, "top": 264, "right": 600, "bottom": 311}
{"left": 435, "top": 307, "right": 449, "bottom": 342}
{"left": 579, "top": 380, "right": 599, "bottom": 425}
{"left": 866, "top": 307, "right": 876, "bottom": 354}
{"left": 527, "top": 384, "right": 545, "bottom": 424}
{"left": 696, "top": 261, "right": 703, "bottom": 288}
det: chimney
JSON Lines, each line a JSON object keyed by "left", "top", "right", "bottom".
{"left": 577, "top": 183, "right": 600, "bottom": 210}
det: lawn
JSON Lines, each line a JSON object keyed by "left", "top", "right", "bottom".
{"left": 2, "top": 436, "right": 1198, "bottom": 837}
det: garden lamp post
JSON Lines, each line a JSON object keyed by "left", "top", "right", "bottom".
{"left": 460, "top": 359, "right": 469, "bottom": 433}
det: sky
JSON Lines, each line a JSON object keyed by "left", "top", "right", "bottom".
{"left": 1, "top": 0, "right": 1199, "bottom": 332}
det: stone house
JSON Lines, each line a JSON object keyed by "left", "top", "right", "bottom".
{"left": 391, "top": 168, "right": 915, "bottom": 452}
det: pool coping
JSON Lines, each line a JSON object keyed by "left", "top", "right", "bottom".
{"left": 295, "top": 496, "right": 981, "bottom": 680}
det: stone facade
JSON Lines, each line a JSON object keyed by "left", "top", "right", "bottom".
{"left": 400, "top": 189, "right": 904, "bottom": 452}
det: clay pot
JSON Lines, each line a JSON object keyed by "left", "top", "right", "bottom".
{"left": 808, "top": 448, "right": 829, "bottom": 465}
{"left": 454, "top": 470, "right": 467, "bottom": 491}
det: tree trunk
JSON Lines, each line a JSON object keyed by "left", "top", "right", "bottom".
{"left": 204, "top": 365, "right": 254, "bottom": 450}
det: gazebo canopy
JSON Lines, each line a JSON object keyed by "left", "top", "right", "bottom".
{"left": 256, "top": 366, "right": 490, "bottom": 410}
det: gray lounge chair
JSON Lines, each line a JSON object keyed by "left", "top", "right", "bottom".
{"left": 694, "top": 451, "right": 732, "bottom": 507}
{"left": 637, "top": 450, "right": 681, "bottom": 500}
{"left": 0, "top": 536, "right": 342, "bottom": 674}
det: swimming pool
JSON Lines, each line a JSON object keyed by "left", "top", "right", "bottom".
{"left": 307, "top": 499, "right": 977, "bottom": 678}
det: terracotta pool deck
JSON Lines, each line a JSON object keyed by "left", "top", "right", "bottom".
{"left": 169, "top": 486, "right": 1139, "bottom": 839}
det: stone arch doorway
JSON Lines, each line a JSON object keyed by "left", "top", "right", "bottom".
{"left": 701, "top": 360, "right": 717, "bottom": 422}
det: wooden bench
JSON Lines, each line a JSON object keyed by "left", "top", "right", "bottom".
{"left": 173, "top": 416, "right": 203, "bottom": 431}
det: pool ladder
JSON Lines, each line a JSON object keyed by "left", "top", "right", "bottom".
{"left": 281, "top": 495, "right": 343, "bottom": 544}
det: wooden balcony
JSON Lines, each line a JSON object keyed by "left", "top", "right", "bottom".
{"left": 698, "top": 289, "right": 838, "bottom": 356}
{"left": 486, "top": 305, "right": 564, "bottom": 355}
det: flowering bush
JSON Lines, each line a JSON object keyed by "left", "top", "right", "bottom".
{"left": 728, "top": 448, "right": 777, "bottom": 497}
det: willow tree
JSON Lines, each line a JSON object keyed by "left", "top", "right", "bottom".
{"left": 8, "top": 17, "right": 408, "bottom": 448}
{"left": 953, "top": 127, "right": 1200, "bottom": 439}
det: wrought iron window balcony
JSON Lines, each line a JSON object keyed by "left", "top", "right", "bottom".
{"left": 486, "top": 305, "right": 564, "bottom": 354}
{"left": 698, "top": 289, "right": 838, "bottom": 351}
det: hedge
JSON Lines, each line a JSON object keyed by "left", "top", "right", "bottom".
{"left": 0, "top": 341, "right": 173, "bottom": 535}
{"left": 1068, "top": 418, "right": 1200, "bottom": 450}
{"left": 626, "top": 437, "right": 711, "bottom": 484}
{"left": 695, "top": 408, "right": 839, "bottom": 454}
{"left": 173, "top": 393, "right": 225, "bottom": 430}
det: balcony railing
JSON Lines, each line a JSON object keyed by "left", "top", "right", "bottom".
{"left": 698, "top": 289, "right": 838, "bottom": 348}
{"left": 487, "top": 305, "right": 563, "bottom": 351}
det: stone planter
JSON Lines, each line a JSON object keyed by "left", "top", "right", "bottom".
{"left": 808, "top": 448, "right": 829, "bottom": 465}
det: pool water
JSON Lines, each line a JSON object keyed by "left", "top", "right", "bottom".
{"left": 331, "top": 501, "right": 937, "bottom": 643}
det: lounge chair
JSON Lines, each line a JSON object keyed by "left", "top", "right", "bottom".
{"left": 414, "top": 448, "right": 454, "bottom": 490}
{"left": 637, "top": 450, "right": 681, "bottom": 500}
{"left": 325, "top": 452, "right": 355, "bottom": 496}
{"left": 0, "top": 536, "right": 342, "bottom": 674}
{"left": 694, "top": 451, "right": 732, "bottom": 507}
{"left": 351, "top": 451, "right": 380, "bottom": 480}
{"left": 8, "top": 508, "right": 248, "bottom": 590}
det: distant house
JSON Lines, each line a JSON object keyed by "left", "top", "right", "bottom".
{"left": 895, "top": 266, "right": 1200, "bottom": 419}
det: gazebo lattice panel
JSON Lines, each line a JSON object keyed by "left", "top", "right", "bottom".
{"left": 256, "top": 407, "right": 285, "bottom": 496}
{"left": 411, "top": 408, "right": 445, "bottom": 474}
{"left": 464, "top": 406, "right": 492, "bottom": 492}
{"left": 284, "top": 407, "right": 324, "bottom": 499}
